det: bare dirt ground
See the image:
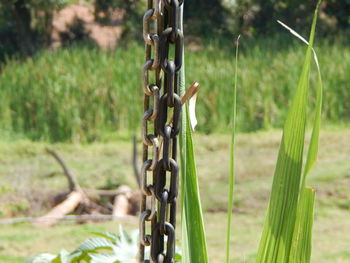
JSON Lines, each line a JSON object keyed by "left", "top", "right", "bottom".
{"left": 51, "top": 3, "right": 123, "bottom": 49}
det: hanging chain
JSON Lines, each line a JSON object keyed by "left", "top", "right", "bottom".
{"left": 140, "top": 0, "right": 184, "bottom": 262}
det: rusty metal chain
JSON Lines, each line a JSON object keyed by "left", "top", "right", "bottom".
{"left": 140, "top": 0, "right": 184, "bottom": 262}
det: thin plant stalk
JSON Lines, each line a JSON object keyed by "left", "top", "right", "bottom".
{"left": 179, "top": 4, "right": 209, "bottom": 263}
{"left": 225, "top": 35, "right": 240, "bottom": 263}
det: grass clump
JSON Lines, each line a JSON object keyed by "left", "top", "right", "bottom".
{"left": 0, "top": 45, "right": 144, "bottom": 142}
{"left": 180, "top": 2, "right": 323, "bottom": 263}
{"left": 255, "top": 2, "right": 323, "bottom": 262}
{"left": 0, "top": 37, "right": 348, "bottom": 141}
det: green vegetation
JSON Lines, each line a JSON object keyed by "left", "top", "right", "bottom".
{"left": 179, "top": 5, "right": 325, "bottom": 262}
{"left": 179, "top": 25, "right": 209, "bottom": 261}
{"left": 227, "top": 0, "right": 350, "bottom": 36}
{"left": 225, "top": 35, "right": 239, "bottom": 263}
{"left": 0, "top": 45, "right": 144, "bottom": 142}
{"left": 1, "top": 129, "right": 350, "bottom": 263}
{"left": 0, "top": 0, "right": 67, "bottom": 57}
{"left": 256, "top": 4, "right": 322, "bottom": 261}
{"left": 28, "top": 226, "right": 182, "bottom": 263}
{"left": 1, "top": 38, "right": 349, "bottom": 142}
{"left": 27, "top": 227, "right": 139, "bottom": 262}
{"left": 0, "top": 2, "right": 348, "bottom": 263}
{"left": 1, "top": 0, "right": 347, "bottom": 58}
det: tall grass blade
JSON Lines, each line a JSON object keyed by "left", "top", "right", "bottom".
{"left": 289, "top": 47, "right": 322, "bottom": 261}
{"left": 179, "top": 6, "right": 190, "bottom": 263}
{"left": 225, "top": 35, "right": 240, "bottom": 263}
{"left": 279, "top": 6, "right": 323, "bottom": 263}
{"left": 278, "top": 17, "right": 323, "bottom": 187}
{"left": 179, "top": 5, "right": 209, "bottom": 263}
{"left": 181, "top": 108, "right": 210, "bottom": 263}
{"left": 289, "top": 187, "right": 316, "bottom": 263}
{"left": 256, "top": 2, "right": 321, "bottom": 262}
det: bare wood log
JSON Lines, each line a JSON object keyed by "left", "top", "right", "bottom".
{"left": 113, "top": 195, "right": 129, "bottom": 218}
{"left": 34, "top": 191, "right": 85, "bottom": 227}
{"left": 112, "top": 185, "right": 132, "bottom": 218}
{"left": 41, "top": 147, "right": 140, "bottom": 225}
{"left": 46, "top": 147, "right": 80, "bottom": 192}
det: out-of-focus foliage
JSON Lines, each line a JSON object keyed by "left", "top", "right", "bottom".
{"left": 0, "top": 0, "right": 67, "bottom": 58}
{"left": 225, "top": 0, "right": 350, "bottom": 35}
{"left": 325, "top": 0, "right": 350, "bottom": 29}
{"left": 1, "top": 0, "right": 349, "bottom": 59}
{"left": 184, "top": 0, "right": 230, "bottom": 37}
{"left": 1, "top": 38, "right": 349, "bottom": 141}
{"left": 94, "top": 0, "right": 145, "bottom": 41}
{"left": 0, "top": 3, "right": 17, "bottom": 59}
{"left": 170, "top": 0, "right": 350, "bottom": 37}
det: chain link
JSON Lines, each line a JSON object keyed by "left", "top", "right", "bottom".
{"left": 140, "top": 0, "right": 184, "bottom": 262}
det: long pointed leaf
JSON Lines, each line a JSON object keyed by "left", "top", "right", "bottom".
{"left": 256, "top": 2, "right": 321, "bottom": 262}
{"left": 179, "top": 4, "right": 209, "bottom": 263}
{"left": 289, "top": 188, "right": 316, "bottom": 263}
{"left": 181, "top": 108, "right": 209, "bottom": 263}
{"left": 226, "top": 35, "right": 240, "bottom": 263}
{"left": 279, "top": 5, "right": 323, "bottom": 263}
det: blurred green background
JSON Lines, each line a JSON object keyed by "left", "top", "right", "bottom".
{"left": 0, "top": 0, "right": 349, "bottom": 141}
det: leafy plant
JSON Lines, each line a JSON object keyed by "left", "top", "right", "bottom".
{"left": 27, "top": 227, "right": 182, "bottom": 263}
{"left": 256, "top": 1, "right": 323, "bottom": 262}
{"left": 179, "top": 1, "right": 323, "bottom": 263}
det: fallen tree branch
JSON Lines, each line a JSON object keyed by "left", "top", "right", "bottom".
{"left": 35, "top": 147, "right": 139, "bottom": 227}
{"left": 112, "top": 185, "right": 133, "bottom": 218}
{"left": 46, "top": 147, "right": 80, "bottom": 191}
{"left": 34, "top": 191, "right": 86, "bottom": 227}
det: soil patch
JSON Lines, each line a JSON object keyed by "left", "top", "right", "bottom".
{"left": 52, "top": 3, "right": 123, "bottom": 49}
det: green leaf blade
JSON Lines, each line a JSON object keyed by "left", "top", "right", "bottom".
{"left": 226, "top": 35, "right": 240, "bottom": 263}
{"left": 180, "top": 106, "right": 210, "bottom": 263}
{"left": 289, "top": 188, "right": 316, "bottom": 263}
{"left": 179, "top": 4, "right": 209, "bottom": 262}
{"left": 256, "top": 2, "right": 321, "bottom": 262}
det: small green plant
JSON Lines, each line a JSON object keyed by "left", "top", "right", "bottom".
{"left": 27, "top": 227, "right": 138, "bottom": 263}
{"left": 27, "top": 227, "right": 181, "bottom": 263}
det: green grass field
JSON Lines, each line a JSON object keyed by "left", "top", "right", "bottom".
{"left": 0, "top": 128, "right": 349, "bottom": 262}
{"left": 1, "top": 38, "right": 349, "bottom": 141}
